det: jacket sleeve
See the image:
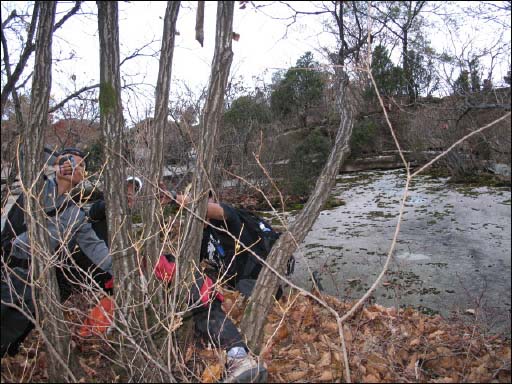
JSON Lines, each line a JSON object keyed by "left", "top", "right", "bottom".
{"left": 88, "top": 200, "right": 106, "bottom": 221}
{"left": 74, "top": 217, "right": 113, "bottom": 276}
{"left": 217, "top": 203, "right": 242, "bottom": 232}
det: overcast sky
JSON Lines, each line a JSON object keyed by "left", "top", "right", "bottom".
{"left": 48, "top": 1, "right": 335, "bottom": 116}
{"left": 2, "top": 1, "right": 511, "bottom": 122}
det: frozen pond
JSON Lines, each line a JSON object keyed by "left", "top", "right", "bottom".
{"left": 289, "top": 169, "right": 511, "bottom": 335}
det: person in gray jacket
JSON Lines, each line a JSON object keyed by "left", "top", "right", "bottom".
{"left": 10, "top": 149, "right": 112, "bottom": 277}
{"left": 1, "top": 147, "right": 113, "bottom": 357}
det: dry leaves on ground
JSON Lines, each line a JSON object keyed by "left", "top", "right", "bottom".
{"left": 1, "top": 289, "right": 510, "bottom": 383}
{"left": 222, "top": 288, "right": 511, "bottom": 383}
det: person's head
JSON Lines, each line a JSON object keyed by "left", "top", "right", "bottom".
{"left": 126, "top": 176, "right": 143, "bottom": 208}
{"left": 55, "top": 147, "right": 87, "bottom": 189}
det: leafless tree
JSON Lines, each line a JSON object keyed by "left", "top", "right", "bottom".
{"left": 19, "top": 1, "right": 81, "bottom": 381}
{"left": 97, "top": 2, "right": 148, "bottom": 378}
{"left": 176, "top": 0, "right": 234, "bottom": 347}
{"left": 239, "top": 0, "right": 368, "bottom": 352}
{"left": 1, "top": 1, "right": 83, "bottom": 115}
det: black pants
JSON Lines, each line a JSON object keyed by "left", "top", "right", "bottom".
{"left": 190, "top": 275, "right": 246, "bottom": 351}
{"left": 56, "top": 249, "right": 112, "bottom": 302}
{"left": 0, "top": 252, "right": 110, "bottom": 357}
{"left": 194, "top": 300, "right": 246, "bottom": 350}
{"left": 1, "top": 267, "right": 34, "bottom": 357}
{"left": 192, "top": 277, "right": 283, "bottom": 351}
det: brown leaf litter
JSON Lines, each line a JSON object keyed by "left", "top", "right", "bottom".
{"left": 1, "top": 289, "right": 510, "bottom": 383}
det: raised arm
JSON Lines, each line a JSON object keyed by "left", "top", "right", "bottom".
{"left": 158, "top": 182, "right": 226, "bottom": 221}
{"left": 174, "top": 193, "right": 226, "bottom": 221}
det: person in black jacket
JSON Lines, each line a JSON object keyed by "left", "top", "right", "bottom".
{"left": 87, "top": 176, "right": 145, "bottom": 244}
{"left": 170, "top": 190, "right": 280, "bottom": 299}
{"left": 86, "top": 177, "right": 268, "bottom": 383}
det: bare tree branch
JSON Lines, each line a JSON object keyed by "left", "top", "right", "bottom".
{"left": 1, "top": 2, "right": 40, "bottom": 114}
{"left": 49, "top": 83, "right": 99, "bottom": 113}
{"left": 1, "top": 1, "right": 83, "bottom": 115}
{"left": 1, "top": 20, "right": 24, "bottom": 126}
{"left": 53, "top": 0, "right": 82, "bottom": 31}
{"left": 119, "top": 39, "right": 159, "bottom": 67}
{"left": 1, "top": 9, "right": 18, "bottom": 29}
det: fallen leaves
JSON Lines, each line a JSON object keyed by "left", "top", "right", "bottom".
{"left": 322, "top": 320, "right": 338, "bottom": 333}
{"left": 274, "top": 322, "right": 290, "bottom": 343}
{"left": 316, "top": 370, "right": 335, "bottom": 381}
{"left": 363, "top": 373, "right": 381, "bottom": 383}
{"left": 200, "top": 363, "right": 223, "bottom": 383}
{"left": 428, "top": 329, "right": 445, "bottom": 339}
{"left": 285, "top": 369, "right": 308, "bottom": 382}
{"left": 255, "top": 294, "right": 511, "bottom": 383}
{"left": 1, "top": 289, "right": 510, "bottom": 383}
{"left": 317, "top": 351, "right": 331, "bottom": 368}
{"left": 363, "top": 307, "right": 379, "bottom": 321}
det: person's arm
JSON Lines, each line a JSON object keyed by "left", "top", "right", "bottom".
{"left": 73, "top": 213, "right": 113, "bottom": 276}
{"left": 173, "top": 193, "right": 226, "bottom": 221}
{"left": 158, "top": 181, "right": 226, "bottom": 221}
{"left": 206, "top": 201, "right": 225, "bottom": 221}
{"left": 88, "top": 200, "right": 106, "bottom": 221}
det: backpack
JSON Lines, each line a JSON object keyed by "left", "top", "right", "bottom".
{"left": 1, "top": 194, "right": 26, "bottom": 263}
{"left": 234, "top": 208, "right": 295, "bottom": 279}
{"left": 236, "top": 208, "right": 279, "bottom": 256}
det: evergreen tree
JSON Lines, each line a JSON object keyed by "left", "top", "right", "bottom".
{"left": 369, "top": 44, "right": 404, "bottom": 96}
{"left": 454, "top": 70, "right": 470, "bottom": 94}
{"left": 270, "top": 52, "right": 325, "bottom": 126}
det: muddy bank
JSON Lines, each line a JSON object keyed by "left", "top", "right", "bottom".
{"left": 286, "top": 169, "right": 511, "bottom": 335}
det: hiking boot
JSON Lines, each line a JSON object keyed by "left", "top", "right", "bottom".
{"left": 223, "top": 355, "right": 268, "bottom": 383}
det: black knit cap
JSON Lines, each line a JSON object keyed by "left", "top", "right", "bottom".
{"left": 59, "top": 147, "right": 88, "bottom": 166}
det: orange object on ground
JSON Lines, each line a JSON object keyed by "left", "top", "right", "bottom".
{"left": 79, "top": 296, "right": 114, "bottom": 337}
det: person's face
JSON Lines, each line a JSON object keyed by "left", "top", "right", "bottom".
{"left": 127, "top": 182, "right": 136, "bottom": 209}
{"left": 56, "top": 154, "right": 86, "bottom": 186}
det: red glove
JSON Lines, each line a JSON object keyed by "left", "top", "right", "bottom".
{"left": 154, "top": 254, "right": 176, "bottom": 282}
{"left": 104, "top": 277, "right": 114, "bottom": 289}
{"left": 79, "top": 296, "right": 114, "bottom": 337}
{"left": 104, "top": 255, "right": 175, "bottom": 287}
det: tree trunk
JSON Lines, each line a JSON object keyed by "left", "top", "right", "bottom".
{"left": 22, "top": 2, "right": 78, "bottom": 381}
{"left": 195, "top": 1, "right": 205, "bottom": 47}
{"left": 239, "top": 1, "right": 359, "bottom": 352}
{"left": 97, "top": 2, "right": 147, "bottom": 376}
{"left": 403, "top": 28, "right": 413, "bottom": 98}
{"left": 140, "top": 3, "right": 181, "bottom": 364}
{"left": 176, "top": 0, "right": 234, "bottom": 347}
{"left": 239, "top": 70, "right": 355, "bottom": 353}
{"left": 142, "top": 0, "right": 180, "bottom": 297}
